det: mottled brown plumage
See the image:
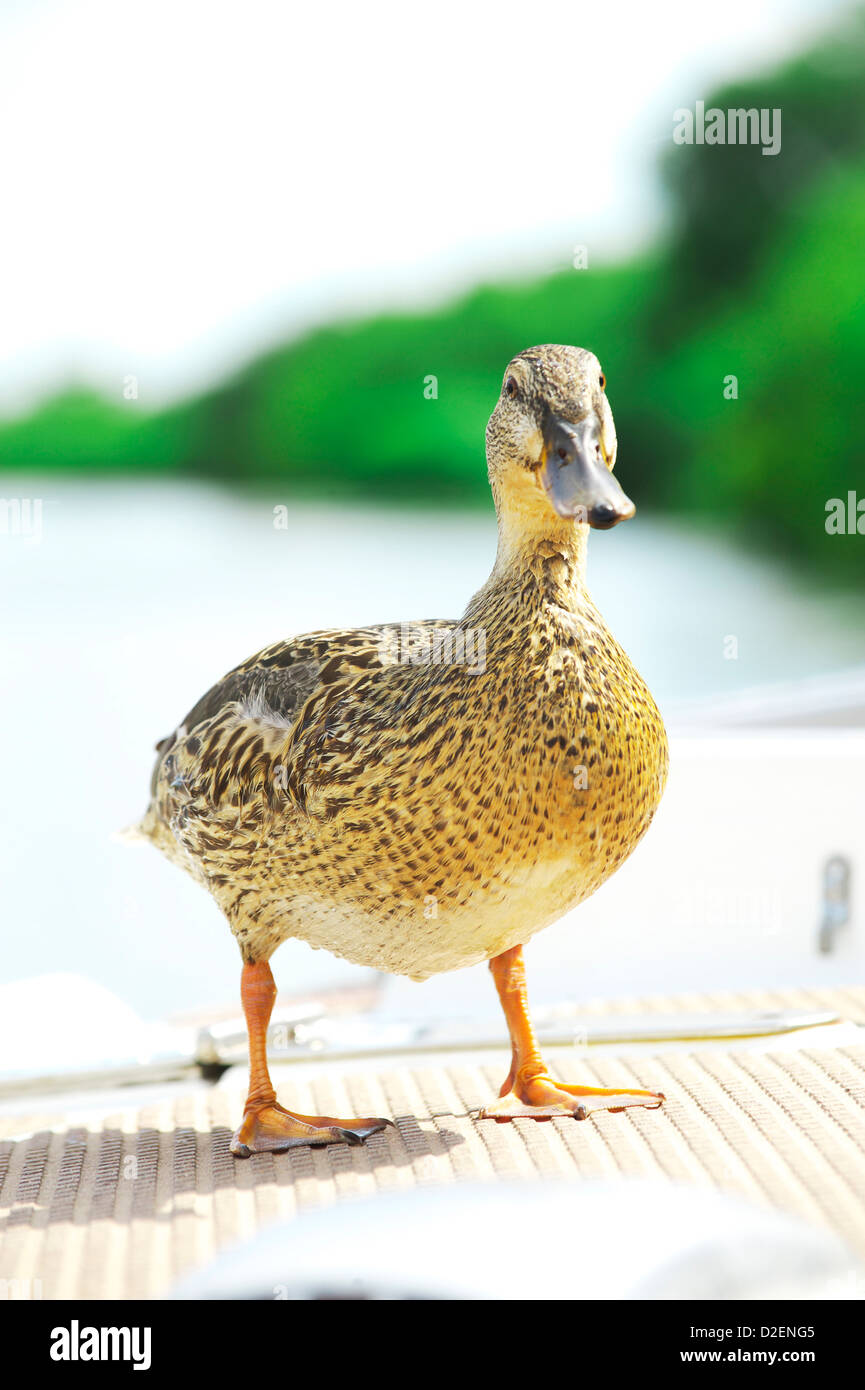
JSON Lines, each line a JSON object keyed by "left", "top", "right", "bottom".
{"left": 138, "top": 344, "right": 669, "bottom": 1151}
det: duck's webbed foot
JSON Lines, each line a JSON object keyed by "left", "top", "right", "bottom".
{"left": 479, "top": 1072, "right": 664, "bottom": 1121}
{"left": 231, "top": 959, "right": 393, "bottom": 1157}
{"left": 482, "top": 944, "right": 665, "bottom": 1124}
{"left": 231, "top": 1102, "right": 393, "bottom": 1157}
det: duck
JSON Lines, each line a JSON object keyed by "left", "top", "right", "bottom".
{"left": 138, "top": 343, "right": 669, "bottom": 1156}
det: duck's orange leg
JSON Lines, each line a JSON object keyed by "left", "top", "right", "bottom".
{"left": 230, "top": 961, "right": 393, "bottom": 1157}
{"left": 480, "top": 945, "right": 664, "bottom": 1121}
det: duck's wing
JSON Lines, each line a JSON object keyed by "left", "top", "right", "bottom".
{"left": 148, "top": 620, "right": 453, "bottom": 818}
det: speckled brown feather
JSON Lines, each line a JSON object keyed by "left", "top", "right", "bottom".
{"left": 139, "top": 345, "right": 668, "bottom": 981}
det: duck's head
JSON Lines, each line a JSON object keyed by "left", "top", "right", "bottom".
{"left": 486, "top": 344, "right": 634, "bottom": 535}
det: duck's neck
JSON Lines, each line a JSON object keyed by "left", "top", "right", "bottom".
{"left": 466, "top": 509, "right": 590, "bottom": 622}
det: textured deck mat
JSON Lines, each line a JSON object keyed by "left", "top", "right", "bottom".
{"left": 572, "top": 983, "right": 865, "bottom": 1025}
{"left": 2, "top": 987, "right": 865, "bottom": 1299}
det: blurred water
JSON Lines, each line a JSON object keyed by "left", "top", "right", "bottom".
{"left": 1, "top": 476, "right": 863, "bottom": 1019}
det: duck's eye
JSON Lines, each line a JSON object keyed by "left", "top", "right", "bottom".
{"left": 599, "top": 372, "right": 606, "bottom": 391}
{"left": 505, "top": 376, "right": 518, "bottom": 400}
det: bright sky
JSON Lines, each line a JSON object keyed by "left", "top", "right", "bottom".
{"left": 0, "top": 0, "right": 848, "bottom": 411}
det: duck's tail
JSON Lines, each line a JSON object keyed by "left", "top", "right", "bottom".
{"left": 112, "top": 805, "right": 159, "bottom": 846}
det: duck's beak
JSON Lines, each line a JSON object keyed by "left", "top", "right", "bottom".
{"left": 538, "top": 416, "right": 635, "bottom": 529}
